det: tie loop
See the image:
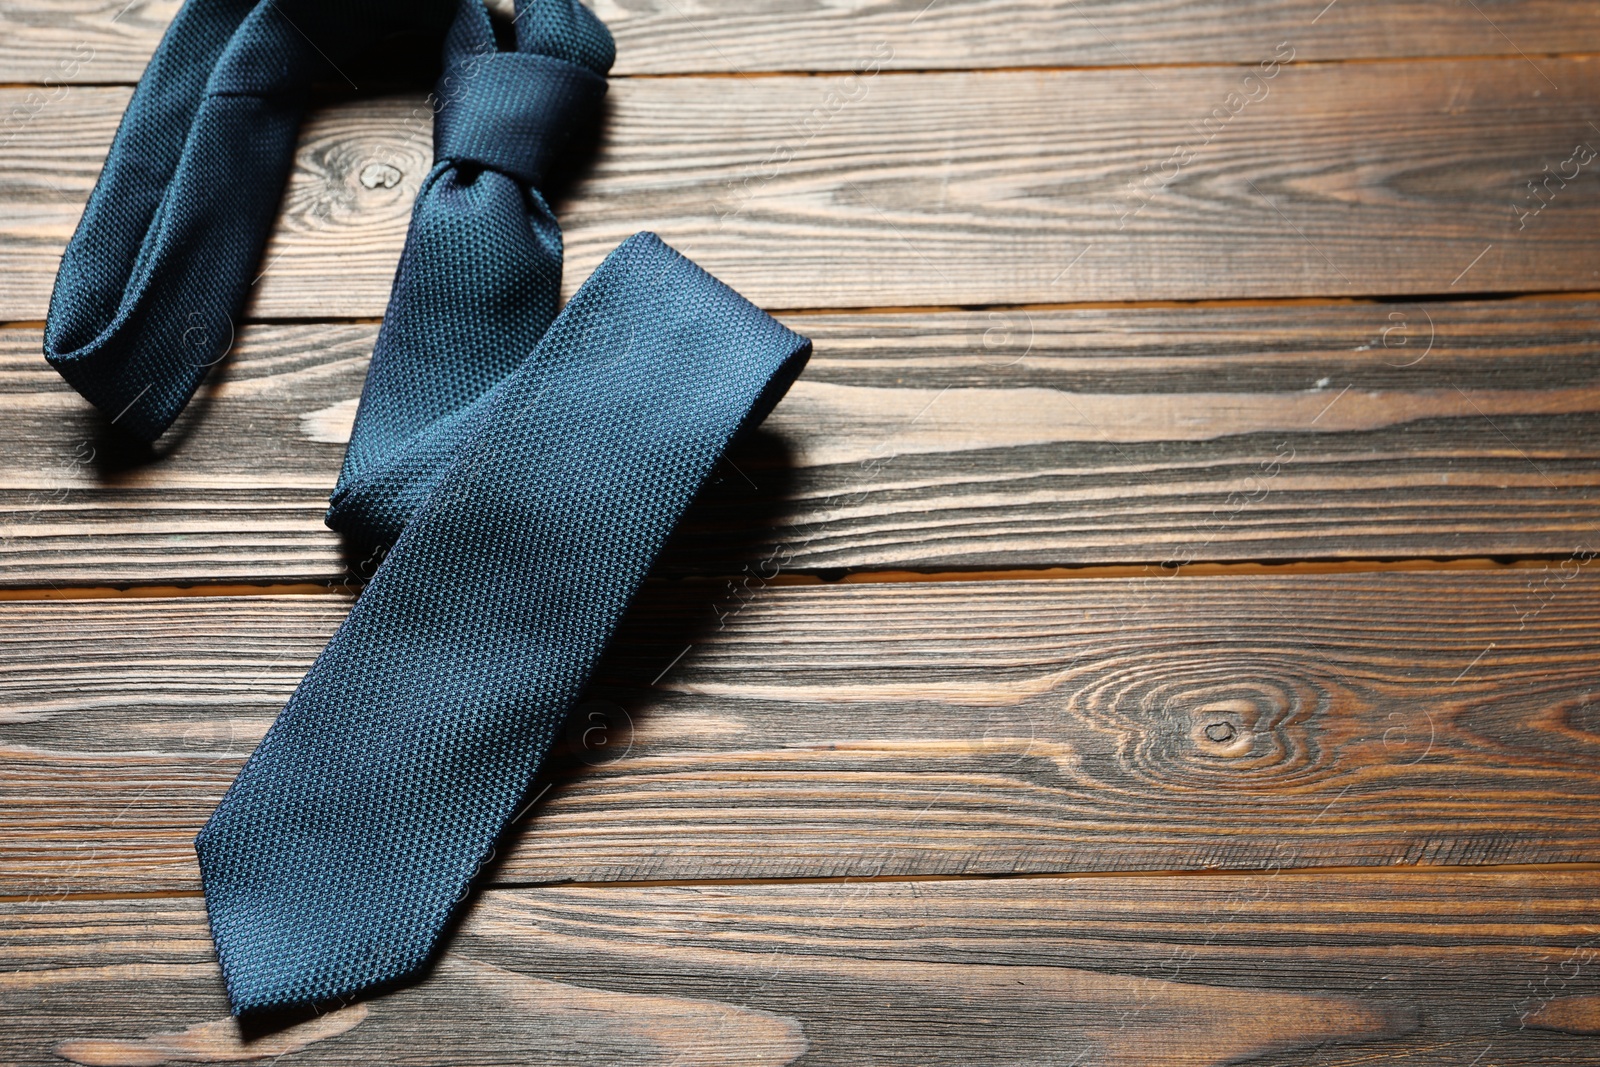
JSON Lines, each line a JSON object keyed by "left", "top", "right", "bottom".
{"left": 42, "top": 0, "right": 454, "bottom": 442}
{"left": 432, "top": 51, "right": 606, "bottom": 186}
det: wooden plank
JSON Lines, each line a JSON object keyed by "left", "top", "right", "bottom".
{"left": 6, "top": 297, "right": 1600, "bottom": 585}
{"left": 5, "top": 572, "right": 1600, "bottom": 893}
{"left": 589, "top": 0, "right": 1600, "bottom": 73}
{"left": 3, "top": 0, "right": 1599, "bottom": 82}
{"left": 5, "top": 871, "right": 1600, "bottom": 1065}
{"left": 7, "top": 58, "right": 1600, "bottom": 318}
{"left": 1, "top": 323, "right": 370, "bottom": 587}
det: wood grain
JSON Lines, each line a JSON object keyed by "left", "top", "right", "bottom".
{"left": 3, "top": 0, "right": 1599, "bottom": 82}
{"left": 7, "top": 58, "right": 1600, "bottom": 318}
{"left": 5, "top": 871, "right": 1600, "bottom": 1065}
{"left": 5, "top": 1, "right": 1597, "bottom": 1061}
{"left": 5, "top": 572, "right": 1600, "bottom": 893}
{"left": 6, "top": 296, "right": 1600, "bottom": 585}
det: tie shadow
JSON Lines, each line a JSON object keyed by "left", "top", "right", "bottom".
{"left": 80, "top": 352, "right": 233, "bottom": 483}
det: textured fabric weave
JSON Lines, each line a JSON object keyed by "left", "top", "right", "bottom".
{"left": 197, "top": 232, "right": 811, "bottom": 1012}
{"left": 326, "top": 0, "right": 612, "bottom": 549}
{"left": 45, "top": 0, "right": 813, "bottom": 1016}
{"left": 43, "top": 0, "right": 454, "bottom": 441}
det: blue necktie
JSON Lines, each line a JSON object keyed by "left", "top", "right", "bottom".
{"left": 45, "top": 0, "right": 812, "bottom": 1014}
{"left": 198, "top": 231, "right": 808, "bottom": 1012}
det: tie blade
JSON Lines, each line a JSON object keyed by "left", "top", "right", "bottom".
{"left": 195, "top": 827, "right": 449, "bottom": 1013}
{"left": 198, "top": 233, "right": 810, "bottom": 1014}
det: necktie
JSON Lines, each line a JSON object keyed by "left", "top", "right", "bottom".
{"left": 197, "top": 231, "right": 809, "bottom": 1013}
{"left": 44, "top": 0, "right": 812, "bottom": 1014}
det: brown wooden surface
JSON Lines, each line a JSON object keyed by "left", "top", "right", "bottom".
{"left": 7, "top": 871, "right": 1600, "bottom": 1066}
{"left": 5, "top": 572, "right": 1600, "bottom": 893}
{"left": 3, "top": 0, "right": 1599, "bottom": 1062}
{"left": 4, "top": 0, "right": 1598, "bottom": 82}
{"left": 9, "top": 57, "right": 1600, "bottom": 319}
{"left": 6, "top": 297, "right": 1600, "bottom": 585}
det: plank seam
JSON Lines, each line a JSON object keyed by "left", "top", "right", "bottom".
{"left": 16, "top": 287, "right": 1600, "bottom": 332}
{"left": 9, "top": 860, "right": 1600, "bottom": 905}
{"left": 8, "top": 51, "right": 1600, "bottom": 92}
{"left": 0, "top": 556, "right": 1589, "bottom": 601}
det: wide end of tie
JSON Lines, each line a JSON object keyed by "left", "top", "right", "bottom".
{"left": 198, "top": 228, "right": 810, "bottom": 1015}
{"left": 195, "top": 820, "right": 447, "bottom": 1015}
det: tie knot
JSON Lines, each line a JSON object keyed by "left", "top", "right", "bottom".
{"left": 432, "top": 51, "right": 607, "bottom": 187}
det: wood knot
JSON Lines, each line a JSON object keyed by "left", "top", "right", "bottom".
{"left": 360, "top": 162, "right": 404, "bottom": 190}
{"left": 1064, "top": 653, "right": 1335, "bottom": 790}
{"left": 1190, "top": 698, "right": 1256, "bottom": 758}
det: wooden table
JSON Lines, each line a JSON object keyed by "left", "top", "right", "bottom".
{"left": 5, "top": 1, "right": 1600, "bottom": 1063}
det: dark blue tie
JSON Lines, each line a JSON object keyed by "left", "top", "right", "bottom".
{"left": 45, "top": 0, "right": 811, "bottom": 1014}
{"left": 197, "top": 231, "right": 808, "bottom": 1012}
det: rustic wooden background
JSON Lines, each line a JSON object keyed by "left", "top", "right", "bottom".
{"left": 5, "top": 1, "right": 1600, "bottom": 1064}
